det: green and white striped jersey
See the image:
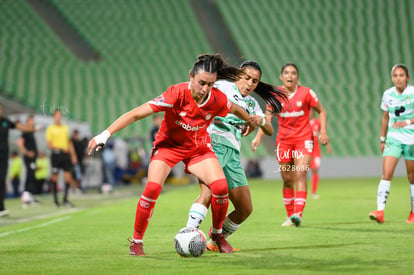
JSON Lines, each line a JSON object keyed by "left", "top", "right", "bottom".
{"left": 381, "top": 85, "right": 414, "bottom": 144}
{"left": 209, "top": 80, "right": 265, "bottom": 151}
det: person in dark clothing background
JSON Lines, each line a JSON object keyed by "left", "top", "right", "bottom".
{"left": 17, "top": 115, "right": 39, "bottom": 206}
{"left": 0, "top": 105, "right": 35, "bottom": 217}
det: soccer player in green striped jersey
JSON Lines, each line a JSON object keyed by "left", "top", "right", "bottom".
{"left": 369, "top": 64, "right": 414, "bottom": 224}
{"left": 185, "top": 61, "right": 286, "bottom": 250}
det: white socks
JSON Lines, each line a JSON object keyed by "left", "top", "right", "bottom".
{"left": 186, "top": 203, "right": 208, "bottom": 229}
{"left": 377, "top": 180, "right": 391, "bottom": 211}
{"left": 409, "top": 184, "right": 414, "bottom": 212}
{"left": 222, "top": 216, "right": 240, "bottom": 238}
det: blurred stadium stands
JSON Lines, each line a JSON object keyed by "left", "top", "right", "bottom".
{"left": 1, "top": 0, "right": 413, "bottom": 163}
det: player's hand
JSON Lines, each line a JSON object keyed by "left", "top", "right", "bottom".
{"left": 392, "top": 120, "right": 411, "bottom": 129}
{"left": 88, "top": 130, "right": 111, "bottom": 155}
{"left": 251, "top": 115, "right": 264, "bottom": 127}
{"left": 380, "top": 142, "right": 385, "bottom": 153}
{"left": 319, "top": 132, "right": 329, "bottom": 145}
{"left": 251, "top": 137, "right": 261, "bottom": 152}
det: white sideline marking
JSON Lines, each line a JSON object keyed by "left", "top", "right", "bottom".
{"left": 0, "top": 216, "right": 72, "bottom": 238}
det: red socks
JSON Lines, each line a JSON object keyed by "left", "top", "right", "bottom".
{"left": 283, "top": 189, "right": 307, "bottom": 217}
{"left": 209, "top": 179, "right": 229, "bottom": 231}
{"left": 283, "top": 188, "right": 295, "bottom": 217}
{"left": 133, "top": 181, "right": 162, "bottom": 240}
{"left": 294, "top": 191, "right": 307, "bottom": 216}
{"left": 311, "top": 174, "right": 319, "bottom": 194}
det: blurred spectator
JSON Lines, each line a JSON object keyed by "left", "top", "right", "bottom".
{"left": 17, "top": 115, "right": 38, "bottom": 206}
{"left": 71, "top": 129, "right": 87, "bottom": 192}
{"left": 8, "top": 151, "right": 22, "bottom": 198}
{"left": 113, "top": 138, "right": 129, "bottom": 183}
{"left": 45, "top": 110, "right": 77, "bottom": 208}
{"left": 245, "top": 159, "right": 263, "bottom": 178}
{"left": 150, "top": 114, "right": 162, "bottom": 143}
{"left": 101, "top": 140, "right": 116, "bottom": 193}
{"left": 1, "top": 104, "right": 35, "bottom": 217}
{"left": 35, "top": 151, "right": 49, "bottom": 194}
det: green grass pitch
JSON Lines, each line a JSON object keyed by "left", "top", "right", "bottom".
{"left": 1, "top": 177, "right": 414, "bottom": 274}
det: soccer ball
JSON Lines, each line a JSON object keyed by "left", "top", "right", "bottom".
{"left": 174, "top": 227, "right": 207, "bottom": 257}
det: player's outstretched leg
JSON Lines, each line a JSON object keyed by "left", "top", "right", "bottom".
{"left": 209, "top": 179, "right": 233, "bottom": 253}
{"left": 130, "top": 181, "right": 162, "bottom": 256}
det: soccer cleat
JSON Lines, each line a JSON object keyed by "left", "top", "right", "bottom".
{"left": 210, "top": 233, "right": 233, "bottom": 253}
{"left": 311, "top": 193, "right": 320, "bottom": 200}
{"left": 369, "top": 210, "right": 384, "bottom": 223}
{"left": 206, "top": 240, "right": 240, "bottom": 252}
{"left": 63, "top": 201, "right": 74, "bottom": 208}
{"left": 128, "top": 238, "right": 145, "bottom": 256}
{"left": 281, "top": 217, "right": 294, "bottom": 227}
{"left": 406, "top": 212, "right": 414, "bottom": 223}
{"left": 206, "top": 240, "right": 219, "bottom": 251}
{"left": 0, "top": 209, "right": 10, "bottom": 217}
{"left": 290, "top": 213, "right": 302, "bottom": 227}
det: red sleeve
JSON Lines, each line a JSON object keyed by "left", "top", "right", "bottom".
{"left": 308, "top": 89, "right": 319, "bottom": 108}
{"left": 148, "top": 84, "right": 178, "bottom": 112}
{"left": 214, "top": 88, "right": 233, "bottom": 117}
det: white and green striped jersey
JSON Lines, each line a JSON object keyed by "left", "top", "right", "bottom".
{"left": 381, "top": 85, "right": 414, "bottom": 144}
{"left": 209, "top": 80, "right": 265, "bottom": 151}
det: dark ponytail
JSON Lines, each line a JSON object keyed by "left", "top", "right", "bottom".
{"left": 190, "top": 54, "right": 243, "bottom": 82}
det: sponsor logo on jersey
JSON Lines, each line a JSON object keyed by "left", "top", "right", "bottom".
{"left": 279, "top": 110, "right": 305, "bottom": 117}
{"left": 175, "top": 120, "right": 206, "bottom": 131}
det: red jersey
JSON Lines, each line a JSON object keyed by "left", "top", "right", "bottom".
{"left": 310, "top": 118, "right": 321, "bottom": 156}
{"left": 148, "top": 82, "right": 233, "bottom": 148}
{"left": 275, "top": 85, "right": 319, "bottom": 144}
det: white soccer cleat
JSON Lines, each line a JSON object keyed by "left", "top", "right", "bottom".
{"left": 281, "top": 217, "right": 294, "bottom": 227}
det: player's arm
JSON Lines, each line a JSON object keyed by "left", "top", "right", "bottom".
{"left": 229, "top": 103, "right": 260, "bottom": 136}
{"left": 15, "top": 122, "right": 35, "bottom": 132}
{"left": 251, "top": 109, "right": 274, "bottom": 152}
{"left": 380, "top": 111, "right": 389, "bottom": 152}
{"left": 258, "top": 114, "right": 273, "bottom": 136}
{"left": 312, "top": 102, "right": 329, "bottom": 145}
{"left": 88, "top": 103, "right": 154, "bottom": 154}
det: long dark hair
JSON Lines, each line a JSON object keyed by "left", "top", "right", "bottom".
{"left": 391, "top": 64, "right": 409, "bottom": 77}
{"left": 280, "top": 63, "right": 299, "bottom": 76}
{"left": 240, "top": 61, "right": 287, "bottom": 113}
{"left": 190, "top": 54, "right": 243, "bottom": 82}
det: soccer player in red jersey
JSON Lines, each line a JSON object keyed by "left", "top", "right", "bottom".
{"left": 252, "top": 63, "right": 329, "bottom": 227}
{"left": 309, "top": 109, "right": 331, "bottom": 199}
{"left": 88, "top": 54, "right": 263, "bottom": 256}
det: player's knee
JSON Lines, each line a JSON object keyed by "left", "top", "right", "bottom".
{"left": 143, "top": 181, "right": 163, "bottom": 200}
{"left": 208, "top": 179, "right": 228, "bottom": 196}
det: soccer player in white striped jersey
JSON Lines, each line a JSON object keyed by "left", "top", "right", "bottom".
{"left": 369, "top": 64, "right": 414, "bottom": 224}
